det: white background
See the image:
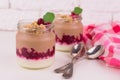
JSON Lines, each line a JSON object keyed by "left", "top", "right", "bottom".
{"left": 1, "top": 0, "right": 120, "bottom": 80}
{"left": 0, "top": 0, "right": 120, "bottom": 30}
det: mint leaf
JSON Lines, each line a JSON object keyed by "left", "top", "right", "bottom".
{"left": 43, "top": 12, "right": 55, "bottom": 23}
{"left": 73, "top": 7, "right": 83, "bottom": 15}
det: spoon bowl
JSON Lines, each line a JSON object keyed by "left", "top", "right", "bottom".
{"left": 70, "top": 43, "right": 86, "bottom": 59}
{"left": 86, "top": 45, "right": 104, "bottom": 59}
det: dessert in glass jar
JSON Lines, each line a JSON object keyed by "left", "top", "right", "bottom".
{"left": 16, "top": 12, "right": 55, "bottom": 69}
{"left": 54, "top": 7, "right": 84, "bottom": 51}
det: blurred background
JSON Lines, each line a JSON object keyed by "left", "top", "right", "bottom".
{"left": 0, "top": 0, "right": 120, "bottom": 30}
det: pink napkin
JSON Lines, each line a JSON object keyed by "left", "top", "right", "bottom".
{"left": 83, "top": 22, "right": 120, "bottom": 68}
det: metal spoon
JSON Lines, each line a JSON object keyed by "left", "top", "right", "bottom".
{"left": 62, "top": 45, "right": 104, "bottom": 79}
{"left": 86, "top": 45, "right": 104, "bottom": 59}
{"left": 62, "top": 43, "right": 86, "bottom": 79}
{"left": 54, "top": 43, "right": 86, "bottom": 78}
{"left": 54, "top": 44, "right": 104, "bottom": 79}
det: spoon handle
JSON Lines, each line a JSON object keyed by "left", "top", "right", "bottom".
{"left": 62, "top": 63, "right": 73, "bottom": 79}
{"left": 54, "top": 63, "right": 71, "bottom": 73}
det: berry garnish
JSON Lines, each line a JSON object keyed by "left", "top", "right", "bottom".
{"left": 73, "top": 7, "right": 83, "bottom": 15}
{"left": 71, "top": 12, "right": 76, "bottom": 16}
{"left": 71, "top": 12, "right": 79, "bottom": 18}
{"left": 43, "top": 12, "right": 55, "bottom": 23}
{"left": 37, "top": 18, "right": 44, "bottom": 25}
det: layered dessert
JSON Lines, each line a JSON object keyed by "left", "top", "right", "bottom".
{"left": 16, "top": 12, "right": 55, "bottom": 69}
{"left": 54, "top": 7, "right": 84, "bottom": 51}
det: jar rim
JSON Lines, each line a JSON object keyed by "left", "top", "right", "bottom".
{"left": 17, "top": 19, "right": 54, "bottom": 33}
{"left": 54, "top": 14, "right": 82, "bottom": 24}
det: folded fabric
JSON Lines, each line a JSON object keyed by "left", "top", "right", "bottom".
{"left": 83, "top": 22, "right": 120, "bottom": 68}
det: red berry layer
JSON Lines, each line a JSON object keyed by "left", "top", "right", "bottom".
{"left": 56, "top": 34, "right": 83, "bottom": 45}
{"left": 16, "top": 46, "right": 55, "bottom": 60}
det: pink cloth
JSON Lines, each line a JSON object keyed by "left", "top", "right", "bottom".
{"left": 83, "top": 22, "right": 120, "bottom": 68}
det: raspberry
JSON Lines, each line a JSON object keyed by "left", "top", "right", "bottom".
{"left": 71, "top": 12, "right": 76, "bottom": 16}
{"left": 37, "top": 18, "right": 44, "bottom": 25}
{"left": 71, "top": 12, "right": 79, "bottom": 19}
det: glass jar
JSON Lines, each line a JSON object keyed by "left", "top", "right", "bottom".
{"left": 54, "top": 16, "right": 84, "bottom": 51}
{"left": 16, "top": 20, "right": 55, "bottom": 69}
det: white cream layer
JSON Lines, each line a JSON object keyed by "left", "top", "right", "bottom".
{"left": 17, "top": 57, "right": 54, "bottom": 69}
{"left": 56, "top": 43, "right": 75, "bottom": 52}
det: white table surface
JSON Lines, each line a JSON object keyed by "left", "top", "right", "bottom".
{"left": 0, "top": 31, "right": 120, "bottom": 80}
